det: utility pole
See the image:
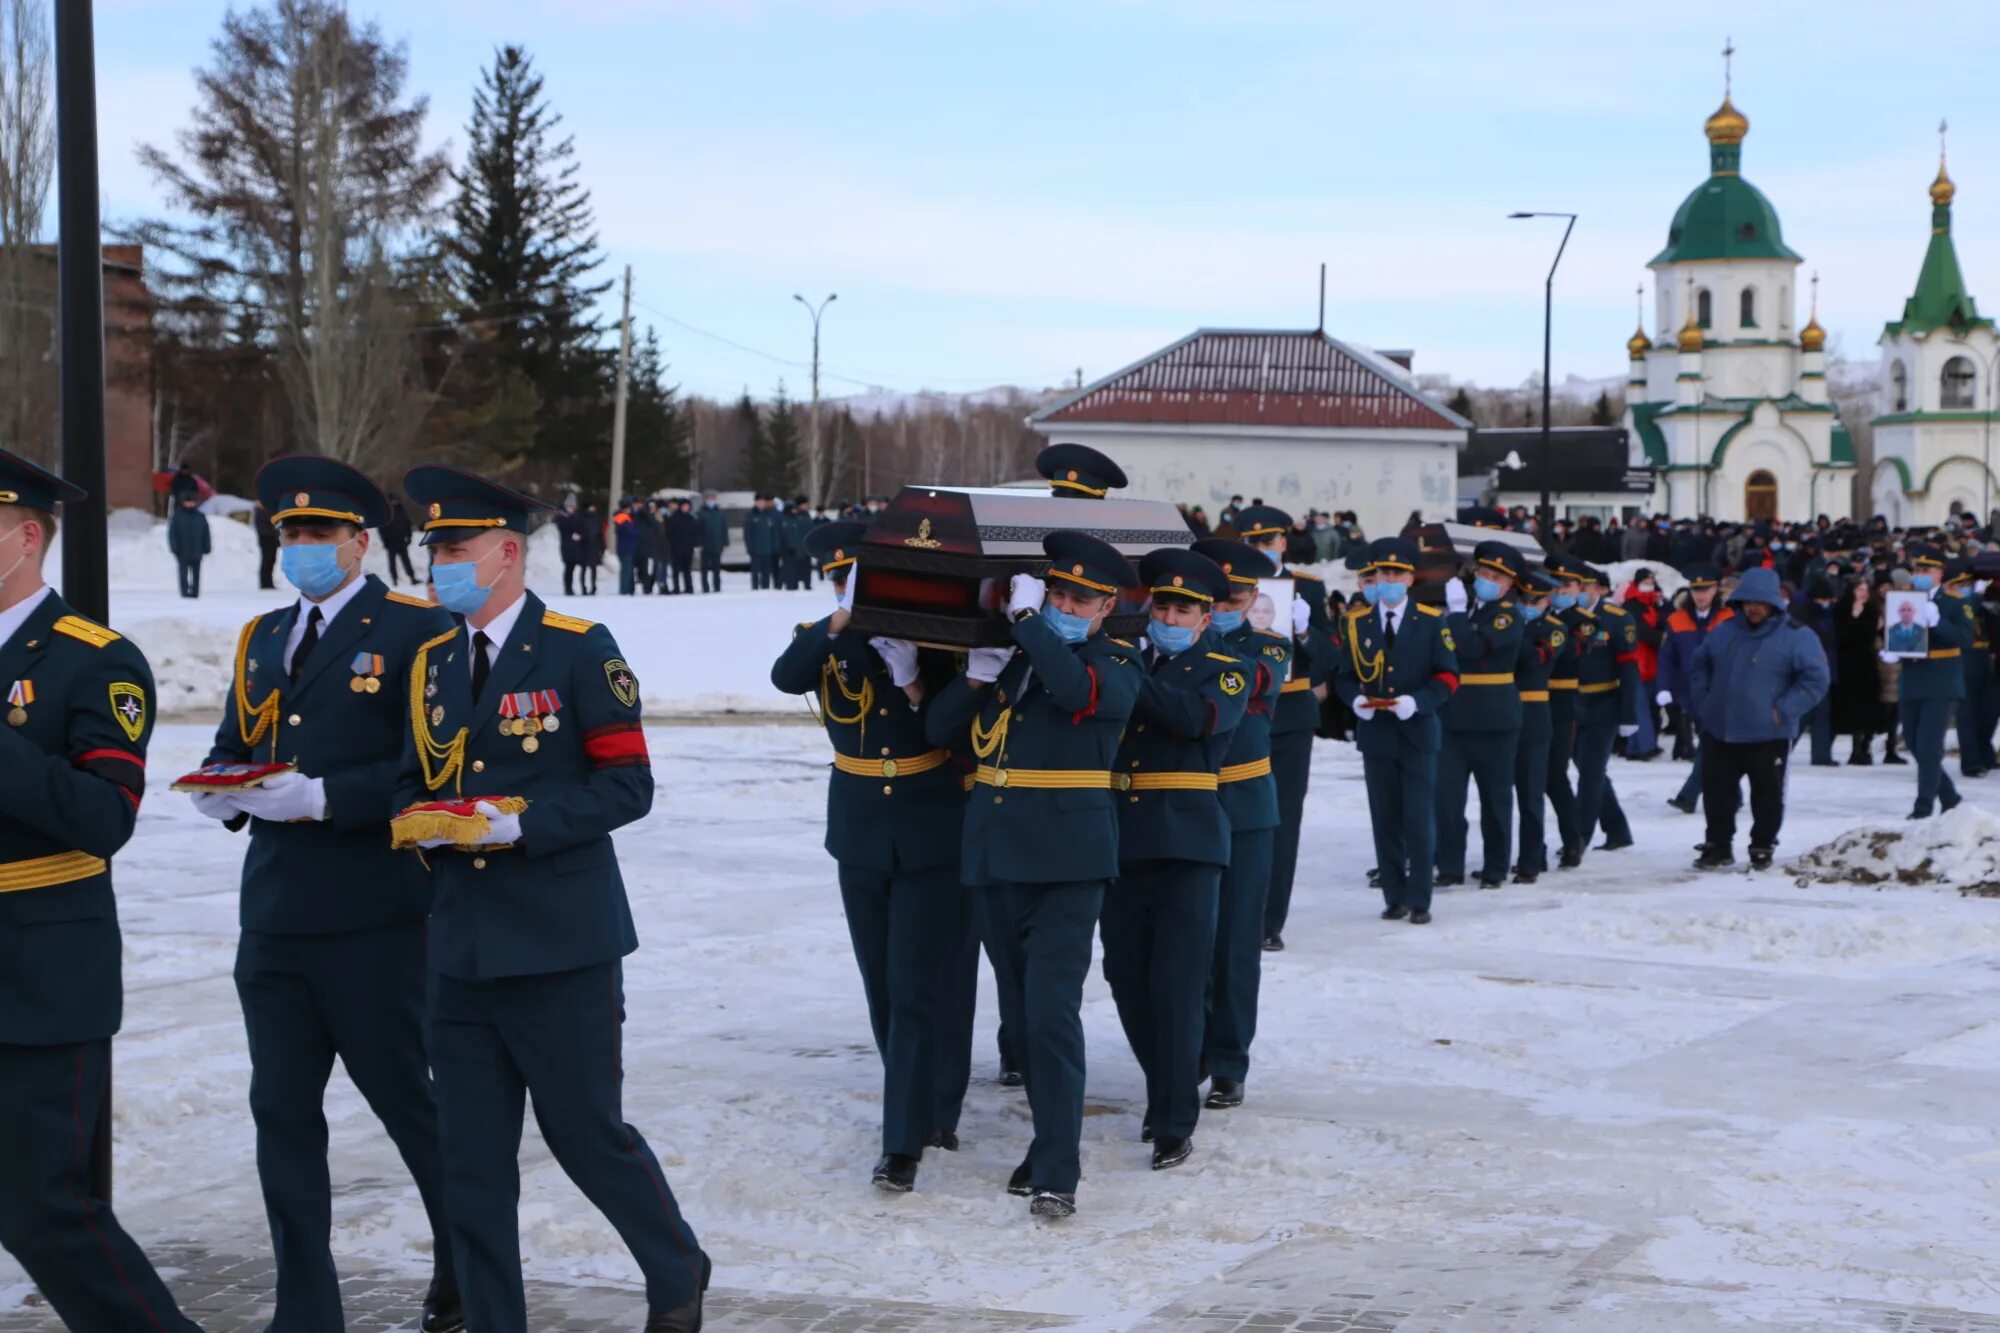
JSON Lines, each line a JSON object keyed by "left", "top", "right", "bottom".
{"left": 608, "top": 265, "right": 633, "bottom": 519}
{"left": 794, "top": 293, "right": 836, "bottom": 508}
{"left": 1508, "top": 211, "right": 1578, "bottom": 534}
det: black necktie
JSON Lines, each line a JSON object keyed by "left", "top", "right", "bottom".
{"left": 291, "top": 607, "right": 322, "bottom": 682}
{"left": 1383, "top": 609, "right": 1397, "bottom": 650}
{"left": 472, "top": 630, "right": 493, "bottom": 702}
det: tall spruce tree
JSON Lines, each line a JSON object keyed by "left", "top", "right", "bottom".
{"left": 443, "top": 45, "right": 610, "bottom": 472}
{"left": 624, "top": 327, "right": 691, "bottom": 492}
{"left": 763, "top": 385, "right": 802, "bottom": 498}
{"left": 734, "top": 390, "right": 769, "bottom": 491}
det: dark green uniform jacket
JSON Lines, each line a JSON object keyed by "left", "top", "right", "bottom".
{"left": 1442, "top": 598, "right": 1525, "bottom": 732}
{"left": 1217, "top": 627, "right": 1289, "bottom": 833}
{"left": 1114, "top": 634, "right": 1252, "bottom": 867}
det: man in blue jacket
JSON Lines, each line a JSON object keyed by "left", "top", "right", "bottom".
{"left": 744, "top": 494, "right": 780, "bottom": 589}
{"left": 1689, "top": 567, "right": 1831, "bottom": 870}
{"left": 697, "top": 492, "right": 728, "bottom": 593}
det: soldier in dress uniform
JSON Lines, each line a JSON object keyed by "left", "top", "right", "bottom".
{"left": 1231, "top": 505, "right": 1331, "bottom": 952}
{"left": 1191, "top": 539, "right": 1288, "bottom": 1111}
{"left": 393, "top": 468, "right": 708, "bottom": 1333}
{"left": 1541, "top": 561, "right": 1587, "bottom": 868}
{"left": 1036, "top": 442, "right": 1127, "bottom": 499}
{"left": 1102, "top": 549, "right": 1249, "bottom": 1172}
{"left": 189, "top": 457, "right": 461, "bottom": 1332}
{"left": 1509, "top": 570, "right": 1569, "bottom": 884}
{"left": 1433, "top": 539, "right": 1526, "bottom": 890}
{"left": 769, "top": 521, "right": 971, "bottom": 1193}
{"left": 1886, "top": 545, "right": 1971, "bottom": 819}
{"left": 925, "top": 532, "right": 1143, "bottom": 1219}
{"left": 0, "top": 448, "right": 201, "bottom": 1332}
{"left": 1947, "top": 559, "right": 1998, "bottom": 778}
{"left": 1333, "top": 537, "right": 1460, "bottom": 924}
{"left": 1562, "top": 560, "right": 1639, "bottom": 864}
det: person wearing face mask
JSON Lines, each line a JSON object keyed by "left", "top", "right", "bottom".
{"left": 1558, "top": 563, "right": 1639, "bottom": 866}
{"left": 1100, "top": 549, "right": 1249, "bottom": 1171}
{"left": 925, "top": 532, "right": 1142, "bottom": 1219}
{"left": 1619, "top": 570, "right": 1665, "bottom": 761}
{"left": 1883, "top": 545, "right": 1970, "bottom": 820}
{"left": 1948, "top": 561, "right": 2000, "bottom": 779}
{"left": 1540, "top": 560, "right": 1589, "bottom": 867}
{"left": 1433, "top": 539, "right": 1527, "bottom": 891}
{"left": 1509, "top": 570, "right": 1570, "bottom": 884}
{"left": 188, "top": 457, "right": 465, "bottom": 1332}
{"left": 1190, "top": 539, "right": 1290, "bottom": 1110}
{"left": 1659, "top": 565, "right": 1734, "bottom": 814}
{"left": 1231, "top": 505, "right": 1331, "bottom": 952}
{"left": 1333, "top": 538, "right": 1460, "bottom": 924}
{"left": 1788, "top": 577, "right": 1843, "bottom": 767}
{"left": 392, "top": 467, "right": 709, "bottom": 1333}
{"left": 0, "top": 448, "right": 204, "bottom": 1333}
{"left": 769, "top": 522, "right": 972, "bottom": 1195}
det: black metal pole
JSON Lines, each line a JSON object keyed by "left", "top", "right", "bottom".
{"left": 1539, "top": 274, "right": 1553, "bottom": 531}
{"left": 55, "top": 0, "right": 112, "bottom": 1203}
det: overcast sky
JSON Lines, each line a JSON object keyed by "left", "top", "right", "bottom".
{"left": 91, "top": 0, "right": 2000, "bottom": 402}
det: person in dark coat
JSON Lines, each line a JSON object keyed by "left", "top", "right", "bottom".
{"left": 166, "top": 494, "right": 211, "bottom": 597}
{"left": 1789, "top": 577, "right": 1841, "bottom": 765}
{"left": 382, "top": 498, "right": 418, "bottom": 587}
{"left": 613, "top": 502, "right": 641, "bottom": 595}
{"left": 665, "top": 500, "right": 697, "bottom": 595}
{"left": 697, "top": 493, "right": 727, "bottom": 593}
{"left": 256, "top": 501, "right": 281, "bottom": 589}
{"left": 580, "top": 502, "right": 605, "bottom": 594}
{"left": 646, "top": 501, "right": 674, "bottom": 596}
{"left": 744, "top": 495, "right": 780, "bottom": 589}
{"left": 1831, "top": 574, "right": 1883, "bottom": 762}
{"left": 557, "top": 500, "right": 587, "bottom": 596}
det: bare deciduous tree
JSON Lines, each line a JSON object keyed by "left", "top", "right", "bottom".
{"left": 0, "top": 0, "right": 54, "bottom": 466}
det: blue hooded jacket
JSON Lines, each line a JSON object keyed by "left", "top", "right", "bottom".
{"left": 1689, "top": 567, "right": 1831, "bottom": 743}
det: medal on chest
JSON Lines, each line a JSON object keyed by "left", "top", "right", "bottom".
{"left": 5, "top": 678, "right": 31, "bottom": 726}
{"left": 349, "top": 651, "right": 384, "bottom": 693}
{"left": 500, "top": 688, "right": 563, "bottom": 752}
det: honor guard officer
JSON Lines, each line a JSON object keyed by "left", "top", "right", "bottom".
{"left": 190, "top": 457, "right": 462, "bottom": 1332}
{"left": 1036, "top": 441, "right": 1127, "bottom": 499}
{"left": 1563, "top": 562, "right": 1639, "bottom": 862}
{"left": 0, "top": 450, "right": 201, "bottom": 1332}
{"left": 1946, "top": 559, "right": 1998, "bottom": 778}
{"left": 1541, "top": 560, "right": 1587, "bottom": 868}
{"left": 1433, "top": 540, "right": 1527, "bottom": 890}
{"left": 926, "top": 532, "right": 1143, "bottom": 1219}
{"left": 1190, "top": 539, "right": 1289, "bottom": 1111}
{"left": 1509, "top": 570, "right": 1569, "bottom": 884}
{"left": 1886, "top": 545, "right": 1971, "bottom": 819}
{"left": 1334, "top": 538, "right": 1460, "bottom": 924}
{"left": 769, "top": 522, "right": 971, "bottom": 1194}
{"left": 393, "top": 468, "right": 708, "bottom": 1333}
{"left": 1231, "top": 505, "right": 1331, "bottom": 952}
{"left": 1659, "top": 565, "right": 1732, "bottom": 814}
{"left": 1102, "top": 549, "right": 1249, "bottom": 1172}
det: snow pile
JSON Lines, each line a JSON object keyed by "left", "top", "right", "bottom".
{"left": 1789, "top": 806, "right": 2000, "bottom": 894}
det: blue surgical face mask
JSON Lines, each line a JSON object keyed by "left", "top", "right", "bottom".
{"left": 1361, "top": 582, "right": 1384, "bottom": 607}
{"left": 1210, "top": 608, "right": 1245, "bottom": 634}
{"left": 279, "top": 539, "right": 354, "bottom": 600}
{"left": 1149, "top": 620, "right": 1198, "bottom": 655}
{"left": 1551, "top": 591, "right": 1580, "bottom": 612}
{"left": 1521, "top": 603, "right": 1545, "bottom": 621}
{"left": 1912, "top": 574, "right": 1936, "bottom": 592}
{"left": 431, "top": 548, "right": 500, "bottom": 616}
{"left": 1473, "top": 577, "right": 1505, "bottom": 603}
{"left": 1040, "top": 600, "right": 1093, "bottom": 644}
{"left": 1375, "top": 581, "right": 1408, "bottom": 607}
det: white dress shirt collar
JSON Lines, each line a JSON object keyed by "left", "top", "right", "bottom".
{"left": 0, "top": 584, "right": 52, "bottom": 652}
{"left": 284, "top": 572, "right": 370, "bottom": 671}
{"left": 468, "top": 590, "right": 529, "bottom": 676}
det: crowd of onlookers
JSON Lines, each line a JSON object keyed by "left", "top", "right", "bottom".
{"left": 1183, "top": 496, "right": 1368, "bottom": 567}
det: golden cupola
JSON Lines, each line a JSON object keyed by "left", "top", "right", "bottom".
{"left": 1932, "top": 160, "right": 1957, "bottom": 208}
{"left": 1800, "top": 316, "right": 1826, "bottom": 353}
{"left": 1704, "top": 94, "right": 1749, "bottom": 146}
{"left": 1627, "top": 325, "right": 1653, "bottom": 359}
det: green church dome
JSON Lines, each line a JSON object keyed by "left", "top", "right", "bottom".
{"left": 1649, "top": 96, "right": 1803, "bottom": 266}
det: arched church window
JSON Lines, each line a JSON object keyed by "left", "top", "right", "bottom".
{"left": 1745, "top": 470, "right": 1778, "bottom": 521}
{"left": 1891, "top": 361, "right": 1908, "bottom": 412}
{"left": 1740, "top": 288, "right": 1757, "bottom": 329}
{"left": 1696, "top": 288, "right": 1712, "bottom": 329}
{"left": 1779, "top": 286, "right": 1789, "bottom": 329}
{"left": 1942, "top": 356, "right": 1977, "bottom": 410}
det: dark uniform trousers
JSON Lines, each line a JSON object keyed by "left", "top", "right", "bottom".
{"left": 1513, "top": 701, "right": 1553, "bottom": 875}
{"left": 1903, "top": 696, "right": 1961, "bottom": 815}
{"left": 1435, "top": 728, "right": 1518, "bottom": 882}
{"left": 1207, "top": 827, "right": 1273, "bottom": 1082}
{"left": 1104, "top": 860, "right": 1219, "bottom": 1139}
{"left": 1363, "top": 742, "right": 1438, "bottom": 912}
{"left": 1545, "top": 688, "right": 1582, "bottom": 854}
{"left": 1572, "top": 716, "right": 1633, "bottom": 845}
{"left": 1261, "top": 721, "right": 1312, "bottom": 936}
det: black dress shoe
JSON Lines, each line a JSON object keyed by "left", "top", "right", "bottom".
{"left": 998, "top": 1064, "right": 1024, "bottom": 1088}
{"left": 1666, "top": 796, "right": 1697, "bottom": 814}
{"left": 1476, "top": 877, "right": 1504, "bottom": 890}
{"left": 1261, "top": 932, "right": 1284, "bottom": 952}
{"left": 1748, "top": 847, "right": 1774, "bottom": 871}
{"left": 1885, "top": 753, "right": 1908, "bottom": 765}
{"left": 1006, "top": 1157, "right": 1033, "bottom": 1197}
{"left": 1140, "top": 1125, "right": 1154, "bottom": 1144}
{"left": 1029, "top": 1189, "right": 1076, "bottom": 1218}
{"left": 421, "top": 1280, "right": 465, "bottom": 1333}
{"left": 1511, "top": 869, "right": 1539, "bottom": 885}
{"left": 1367, "top": 867, "right": 1381, "bottom": 887}
{"left": 872, "top": 1153, "right": 919, "bottom": 1193}
{"left": 1151, "top": 1136, "right": 1193, "bottom": 1170}
{"left": 927, "top": 1129, "right": 960, "bottom": 1152}
{"left": 1434, "top": 875, "right": 1464, "bottom": 888}
{"left": 1557, "top": 847, "right": 1583, "bottom": 870}
{"left": 1848, "top": 753, "right": 1873, "bottom": 766}
{"left": 1408, "top": 910, "right": 1432, "bottom": 925}
{"left": 1598, "top": 837, "right": 1634, "bottom": 852}
{"left": 1205, "top": 1078, "right": 1244, "bottom": 1109}
{"left": 1693, "top": 845, "right": 1735, "bottom": 870}
{"left": 1380, "top": 906, "right": 1409, "bottom": 921}
{"left": 1943, "top": 792, "right": 1964, "bottom": 813}
{"left": 643, "top": 1252, "right": 712, "bottom": 1333}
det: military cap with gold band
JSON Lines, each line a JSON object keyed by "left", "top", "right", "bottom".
{"left": 1190, "top": 538, "right": 1273, "bottom": 588}
{"left": 0, "top": 444, "right": 86, "bottom": 512}
{"left": 1364, "top": 536, "right": 1420, "bottom": 573}
{"left": 404, "top": 464, "right": 555, "bottom": 545}
{"left": 1138, "top": 547, "right": 1230, "bottom": 605}
{"left": 1232, "top": 504, "right": 1293, "bottom": 542}
{"left": 255, "top": 455, "right": 391, "bottom": 529}
{"left": 1042, "top": 530, "right": 1138, "bottom": 596}
{"left": 804, "top": 519, "right": 869, "bottom": 576}
{"left": 1035, "top": 442, "right": 1127, "bottom": 500}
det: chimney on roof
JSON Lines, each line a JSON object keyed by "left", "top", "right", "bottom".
{"left": 1380, "top": 349, "right": 1414, "bottom": 371}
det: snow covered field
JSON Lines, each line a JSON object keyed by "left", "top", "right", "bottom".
{"left": 5, "top": 710, "right": 2000, "bottom": 1328}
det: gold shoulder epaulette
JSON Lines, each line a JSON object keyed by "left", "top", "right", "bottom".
{"left": 385, "top": 590, "right": 436, "bottom": 608}
{"left": 1292, "top": 569, "right": 1323, "bottom": 582}
{"left": 541, "top": 610, "right": 596, "bottom": 634}
{"left": 1256, "top": 627, "right": 1290, "bottom": 639}
{"left": 1345, "top": 604, "right": 1370, "bottom": 620}
{"left": 1416, "top": 603, "right": 1444, "bottom": 618}
{"left": 1205, "top": 651, "right": 1240, "bottom": 664}
{"left": 53, "top": 614, "right": 120, "bottom": 647}
{"left": 1109, "top": 637, "right": 1136, "bottom": 648}
{"left": 1602, "top": 603, "right": 1628, "bottom": 617}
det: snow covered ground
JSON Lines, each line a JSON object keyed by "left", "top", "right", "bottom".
{"left": 5, "top": 700, "right": 2000, "bottom": 1328}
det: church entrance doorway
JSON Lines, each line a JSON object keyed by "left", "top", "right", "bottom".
{"left": 1745, "top": 470, "right": 1778, "bottom": 521}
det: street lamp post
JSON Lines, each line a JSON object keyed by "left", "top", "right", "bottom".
{"left": 1509, "top": 211, "right": 1578, "bottom": 535}
{"left": 793, "top": 293, "right": 836, "bottom": 509}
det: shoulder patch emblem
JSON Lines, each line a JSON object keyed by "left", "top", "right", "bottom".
{"left": 1493, "top": 614, "right": 1512, "bottom": 631}
{"left": 604, "top": 658, "right": 639, "bottom": 708}
{"left": 54, "top": 615, "right": 120, "bottom": 648}
{"left": 1263, "top": 644, "right": 1287, "bottom": 660}
{"left": 542, "top": 610, "right": 596, "bottom": 634}
{"left": 1550, "top": 629, "right": 1566, "bottom": 649}
{"left": 384, "top": 590, "right": 436, "bottom": 608}
{"left": 1416, "top": 603, "right": 1444, "bottom": 618}
{"left": 1442, "top": 628, "right": 1457, "bottom": 652}
{"left": 1218, "top": 669, "right": 1247, "bottom": 697}
{"left": 109, "top": 682, "right": 146, "bottom": 741}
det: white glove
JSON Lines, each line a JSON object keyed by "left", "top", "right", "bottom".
{"left": 1655, "top": 689, "right": 1673, "bottom": 707}
{"left": 870, "top": 637, "right": 920, "bottom": 688}
{"left": 473, "top": 801, "right": 521, "bottom": 847}
{"left": 190, "top": 791, "right": 245, "bottom": 821}
{"left": 1880, "top": 649, "right": 1900, "bottom": 664}
{"left": 1920, "top": 600, "right": 1941, "bottom": 627}
{"left": 1007, "top": 574, "right": 1045, "bottom": 618}
{"left": 1391, "top": 695, "right": 1418, "bottom": 721}
{"left": 1351, "top": 695, "right": 1373, "bottom": 720}
{"left": 1444, "top": 579, "right": 1469, "bottom": 614}
{"left": 835, "top": 577, "right": 855, "bottom": 614}
{"left": 1136, "top": 634, "right": 1150, "bottom": 654}
{"left": 1618, "top": 724, "right": 1639, "bottom": 738}
{"left": 967, "top": 646, "right": 1014, "bottom": 683}
{"left": 1291, "top": 596, "right": 1312, "bottom": 637}
{"left": 229, "top": 771, "right": 327, "bottom": 823}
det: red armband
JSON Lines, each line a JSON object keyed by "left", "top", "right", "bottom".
{"left": 1070, "top": 665, "right": 1100, "bottom": 724}
{"left": 583, "top": 722, "right": 650, "bottom": 769}
{"left": 75, "top": 748, "right": 145, "bottom": 809}
{"left": 1434, "top": 672, "right": 1460, "bottom": 694}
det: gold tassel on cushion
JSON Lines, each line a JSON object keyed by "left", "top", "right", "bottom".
{"left": 390, "top": 797, "right": 530, "bottom": 850}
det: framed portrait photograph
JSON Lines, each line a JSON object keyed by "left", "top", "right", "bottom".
{"left": 1249, "top": 577, "right": 1293, "bottom": 638}
{"left": 1882, "top": 589, "right": 1931, "bottom": 659}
